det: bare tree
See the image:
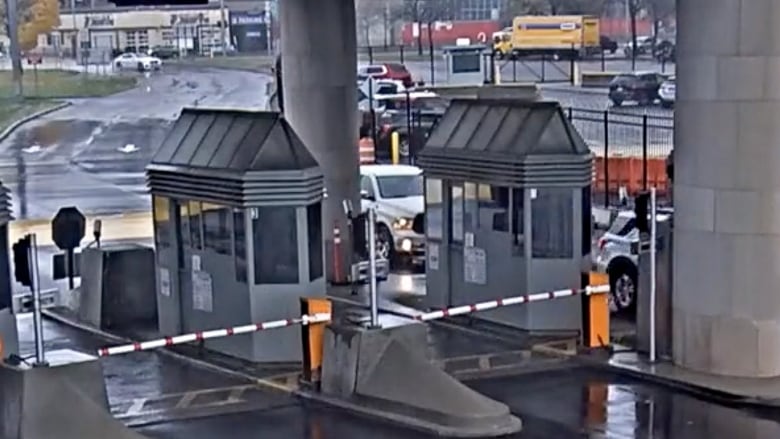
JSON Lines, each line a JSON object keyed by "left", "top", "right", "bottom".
{"left": 403, "top": 0, "right": 454, "bottom": 55}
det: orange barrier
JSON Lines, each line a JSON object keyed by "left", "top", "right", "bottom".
{"left": 593, "top": 156, "right": 669, "bottom": 198}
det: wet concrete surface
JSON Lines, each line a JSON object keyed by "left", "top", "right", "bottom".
{"left": 16, "top": 314, "right": 245, "bottom": 405}
{"left": 136, "top": 367, "right": 780, "bottom": 439}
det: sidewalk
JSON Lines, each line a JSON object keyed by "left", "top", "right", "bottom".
{"left": 599, "top": 350, "right": 780, "bottom": 407}
{"left": 540, "top": 83, "right": 609, "bottom": 95}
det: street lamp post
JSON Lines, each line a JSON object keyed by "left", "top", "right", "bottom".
{"left": 219, "top": 0, "right": 227, "bottom": 55}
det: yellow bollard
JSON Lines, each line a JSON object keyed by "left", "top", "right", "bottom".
{"left": 390, "top": 131, "right": 400, "bottom": 165}
{"left": 300, "top": 297, "right": 332, "bottom": 384}
{"left": 584, "top": 273, "right": 610, "bottom": 349}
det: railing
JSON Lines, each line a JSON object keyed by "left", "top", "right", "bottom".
{"left": 356, "top": 44, "right": 675, "bottom": 86}
{"left": 371, "top": 106, "right": 674, "bottom": 209}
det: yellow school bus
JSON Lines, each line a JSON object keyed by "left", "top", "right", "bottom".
{"left": 511, "top": 15, "right": 600, "bottom": 58}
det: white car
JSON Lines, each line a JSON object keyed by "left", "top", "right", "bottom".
{"left": 360, "top": 164, "right": 425, "bottom": 265}
{"left": 114, "top": 53, "right": 162, "bottom": 71}
{"left": 594, "top": 209, "right": 672, "bottom": 316}
{"left": 658, "top": 77, "right": 676, "bottom": 108}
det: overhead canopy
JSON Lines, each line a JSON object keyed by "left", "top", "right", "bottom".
{"left": 417, "top": 99, "right": 592, "bottom": 187}
{"left": 147, "top": 108, "right": 323, "bottom": 206}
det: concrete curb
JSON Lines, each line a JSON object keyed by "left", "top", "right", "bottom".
{"left": 0, "top": 101, "right": 71, "bottom": 143}
{"left": 170, "top": 61, "right": 272, "bottom": 75}
{"left": 540, "top": 84, "right": 609, "bottom": 96}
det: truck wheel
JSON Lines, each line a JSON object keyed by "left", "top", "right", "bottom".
{"left": 376, "top": 224, "right": 395, "bottom": 265}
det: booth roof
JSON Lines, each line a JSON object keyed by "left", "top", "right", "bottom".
{"left": 420, "top": 99, "right": 589, "bottom": 160}
{"left": 149, "top": 108, "right": 318, "bottom": 175}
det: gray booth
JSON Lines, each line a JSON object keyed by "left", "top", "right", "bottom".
{"left": 146, "top": 108, "right": 326, "bottom": 363}
{"left": 442, "top": 44, "right": 489, "bottom": 86}
{"left": 417, "top": 99, "right": 592, "bottom": 331}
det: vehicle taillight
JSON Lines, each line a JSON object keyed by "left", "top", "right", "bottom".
{"left": 598, "top": 238, "right": 607, "bottom": 250}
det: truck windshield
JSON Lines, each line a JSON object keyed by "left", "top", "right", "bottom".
{"left": 376, "top": 175, "right": 423, "bottom": 199}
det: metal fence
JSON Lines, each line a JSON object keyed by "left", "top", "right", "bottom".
{"left": 357, "top": 45, "right": 675, "bottom": 86}
{"left": 372, "top": 106, "right": 674, "bottom": 208}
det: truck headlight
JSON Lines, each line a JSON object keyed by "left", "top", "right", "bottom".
{"left": 392, "top": 217, "right": 413, "bottom": 230}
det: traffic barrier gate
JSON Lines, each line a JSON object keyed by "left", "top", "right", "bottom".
{"left": 96, "top": 284, "right": 611, "bottom": 364}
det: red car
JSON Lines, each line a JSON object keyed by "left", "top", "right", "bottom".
{"left": 358, "top": 63, "right": 414, "bottom": 88}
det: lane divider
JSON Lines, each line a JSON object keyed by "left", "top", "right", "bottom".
{"left": 97, "top": 312, "right": 332, "bottom": 357}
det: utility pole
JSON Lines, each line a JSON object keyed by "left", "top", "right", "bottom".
{"left": 219, "top": 0, "right": 227, "bottom": 55}
{"left": 5, "top": 0, "right": 23, "bottom": 97}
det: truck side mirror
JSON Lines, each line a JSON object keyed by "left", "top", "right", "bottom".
{"left": 412, "top": 214, "right": 424, "bottom": 235}
{"left": 360, "top": 190, "right": 375, "bottom": 201}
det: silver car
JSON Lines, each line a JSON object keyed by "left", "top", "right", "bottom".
{"left": 659, "top": 77, "right": 676, "bottom": 108}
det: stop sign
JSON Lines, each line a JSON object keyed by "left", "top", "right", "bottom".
{"left": 51, "top": 207, "right": 86, "bottom": 250}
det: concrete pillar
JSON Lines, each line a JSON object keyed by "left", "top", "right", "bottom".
{"left": 279, "top": 0, "right": 360, "bottom": 282}
{"left": 674, "top": 0, "right": 780, "bottom": 377}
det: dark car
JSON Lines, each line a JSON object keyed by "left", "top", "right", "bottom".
{"left": 600, "top": 36, "right": 618, "bottom": 54}
{"left": 608, "top": 72, "right": 666, "bottom": 106}
{"left": 149, "top": 46, "right": 179, "bottom": 59}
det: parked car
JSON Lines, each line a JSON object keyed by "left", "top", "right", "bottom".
{"left": 658, "top": 76, "right": 676, "bottom": 108}
{"left": 113, "top": 53, "right": 161, "bottom": 71}
{"left": 358, "top": 63, "right": 414, "bottom": 88}
{"left": 600, "top": 35, "right": 618, "bottom": 54}
{"left": 622, "top": 36, "right": 655, "bottom": 58}
{"left": 594, "top": 209, "right": 672, "bottom": 317}
{"left": 148, "top": 46, "right": 179, "bottom": 59}
{"left": 608, "top": 72, "right": 666, "bottom": 106}
{"left": 360, "top": 164, "right": 425, "bottom": 266}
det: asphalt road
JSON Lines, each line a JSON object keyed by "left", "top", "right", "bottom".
{"left": 0, "top": 59, "right": 675, "bottom": 224}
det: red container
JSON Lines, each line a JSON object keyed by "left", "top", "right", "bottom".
{"left": 400, "top": 20, "right": 501, "bottom": 47}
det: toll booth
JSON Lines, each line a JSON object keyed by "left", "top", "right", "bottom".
{"left": 146, "top": 108, "right": 325, "bottom": 363}
{"left": 442, "top": 44, "right": 489, "bottom": 86}
{"left": 417, "top": 99, "right": 593, "bottom": 331}
{"left": 0, "top": 183, "right": 17, "bottom": 358}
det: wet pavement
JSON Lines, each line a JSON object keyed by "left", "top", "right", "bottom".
{"left": 0, "top": 67, "right": 271, "bottom": 220}
{"left": 136, "top": 367, "right": 780, "bottom": 439}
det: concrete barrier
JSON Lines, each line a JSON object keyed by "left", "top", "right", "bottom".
{"left": 580, "top": 72, "right": 622, "bottom": 88}
{"left": 318, "top": 321, "right": 522, "bottom": 437}
{"left": 0, "top": 349, "right": 147, "bottom": 439}
{"left": 79, "top": 244, "right": 157, "bottom": 331}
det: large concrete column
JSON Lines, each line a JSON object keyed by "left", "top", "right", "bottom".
{"left": 674, "top": 0, "right": 780, "bottom": 377}
{"left": 279, "top": 0, "right": 360, "bottom": 282}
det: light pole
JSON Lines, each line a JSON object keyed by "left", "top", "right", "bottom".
{"left": 71, "top": 0, "right": 78, "bottom": 61}
{"left": 219, "top": 0, "right": 227, "bottom": 55}
{"left": 4, "top": 0, "right": 23, "bottom": 97}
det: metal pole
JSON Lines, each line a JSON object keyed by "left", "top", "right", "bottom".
{"left": 29, "top": 234, "right": 46, "bottom": 366}
{"left": 5, "top": 0, "right": 23, "bottom": 97}
{"left": 219, "top": 0, "right": 227, "bottom": 55}
{"left": 71, "top": 0, "right": 78, "bottom": 61}
{"left": 427, "top": 23, "right": 434, "bottom": 85}
{"left": 649, "top": 188, "right": 657, "bottom": 363}
{"left": 367, "top": 207, "right": 379, "bottom": 328}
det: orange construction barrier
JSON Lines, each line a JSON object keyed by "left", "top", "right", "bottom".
{"left": 358, "top": 137, "right": 375, "bottom": 164}
{"left": 593, "top": 156, "right": 669, "bottom": 199}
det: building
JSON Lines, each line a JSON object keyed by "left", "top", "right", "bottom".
{"left": 34, "top": 0, "right": 275, "bottom": 58}
{"left": 451, "top": 0, "right": 504, "bottom": 21}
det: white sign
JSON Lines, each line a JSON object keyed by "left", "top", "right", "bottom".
{"left": 159, "top": 268, "right": 171, "bottom": 297}
{"left": 192, "top": 271, "right": 213, "bottom": 312}
{"left": 464, "top": 247, "right": 487, "bottom": 285}
{"left": 428, "top": 243, "right": 440, "bottom": 270}
{"left": 192, "top": 254, "right": 201, "bottom": 272}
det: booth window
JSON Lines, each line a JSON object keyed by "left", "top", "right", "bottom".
{"left": 307, "top": 203, "right": 323, "bottom": 281}
{"left": 532, "top": 188, "right": 574, "bottom": 258}
{"left": 464, "top": 182, "right": 478, "bottom": 233}
{"left": 512, "top": 189, "right": 525, "bottom": 247}
{"left": 452, "top": 53, "right": 481, "bottom": 73}
{"left": 253, "top": 207, "right": 299, "bottom": 284}
{"left": 450, "top": 184, "right": 464, "bottom": 243}
{"left": 477, "top": 184, "right": 509, "bottom": 232}
{"left": 189, "top": 201, "right": 203, "bottom": 250}
{"left": 152, "top": 195, "right": 171, "bottom": 249}
{"left": 179, "top": 202, "right": 191, "bottom": 249}
{"left": 202, "top": 202, "right": 232, "bottom": 255}
{"left": 425, "top": 178, "right": 443, "bottom": 239}
{"left": 233, "top": 209, "right": 247, "bottom": 283}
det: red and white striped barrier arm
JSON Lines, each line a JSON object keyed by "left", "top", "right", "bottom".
{"left": 97, "top": 312, "right": 332, "bottom": 357}
{"left": 413, "top": 285, "right": 611, "bottom": 322}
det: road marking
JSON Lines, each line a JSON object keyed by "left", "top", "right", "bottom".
{"left": 124, "top": 398, "right": 148, "bottom": 416}
{"left": 174, "top": 391, "right": 198, "bottom": 409}
{"left": 226, "top": 387, "right": 246, "bottom": 403}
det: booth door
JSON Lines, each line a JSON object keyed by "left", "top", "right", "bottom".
{"left": 173, "top": 200, "right": 196, "bottom": 334}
